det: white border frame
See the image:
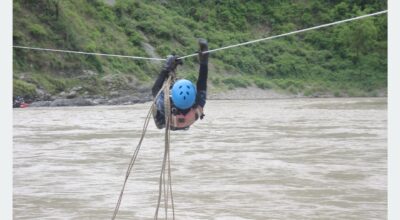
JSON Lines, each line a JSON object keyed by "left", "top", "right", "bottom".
{"left": 388, "top": 1, "right": 399, "bottom": 220}
{"left": 0, "top": 0, "right": 13, "bottom": 220}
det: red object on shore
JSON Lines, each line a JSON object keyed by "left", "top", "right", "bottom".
{"left": 19, "top": 103, "right": 29, "bottom": 108}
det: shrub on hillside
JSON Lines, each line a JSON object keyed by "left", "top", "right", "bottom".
{"left": 222, "top": 77, "right": 251, "bottom": 88}
{"left": 255, "top": 80, "right": 273, "bottom": 89}
{"left": 13, "top": 79, "right": 37, "bottom": 99}
{"left": 28, "top": 23, "right": 48, "bottom": 38}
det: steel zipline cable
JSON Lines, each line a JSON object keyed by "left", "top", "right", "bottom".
{"left": 12, "top": 46, "right": 167, "bottom": 61}
{"left": 13, "top": 10, "right": 387, "bottom": 62}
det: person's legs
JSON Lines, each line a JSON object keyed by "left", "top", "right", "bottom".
{"left": 152, "top": 69, "right": 169, "bottom": 97}
{"left": 197, "top": 64, "right": 208, "bottom": 91}
{"left": 196, "top": 39, "right": 208, "bottom": 108}
{"left": 156, "top": 91, "right": 165, "bottom": 116}
{"left": 153, "top": 91, "right": 166, "bottom": 129}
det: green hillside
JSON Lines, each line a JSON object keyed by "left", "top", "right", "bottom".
{"left": 13, "top": 0, "right": 387, "bottom": 101}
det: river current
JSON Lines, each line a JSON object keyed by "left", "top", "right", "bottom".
{"left": 13, "top": 98, "right": 387, "bottom": 220}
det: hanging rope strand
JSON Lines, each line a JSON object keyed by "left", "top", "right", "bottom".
{"left": 112, "top": 71, "right": 176, "bottom": 220}
{"left": 154, "top": 73, "right": 175, "bottom": 220}
{"left": 112, "top": 79, "right": 171, "bottom": 220}
{"left": 167, "top": 139, "right": 175, "bottom": 219}
{"left": 111, "top": 105, "right": 153, "bottom": 220}
{"left": 178, "top": 10, "right": 387, "bottom": 60}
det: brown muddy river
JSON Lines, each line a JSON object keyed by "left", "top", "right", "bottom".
{"left": 13, "top": 98, "right": 387, "bottom": 219}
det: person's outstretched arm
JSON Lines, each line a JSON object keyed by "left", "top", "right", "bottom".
{"left": 196, "top": 39, "right": 208, "bottom": 108}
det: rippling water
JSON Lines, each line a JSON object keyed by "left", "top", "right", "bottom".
{"left": 13, "top": 98, "right": 387, "bottom": 220}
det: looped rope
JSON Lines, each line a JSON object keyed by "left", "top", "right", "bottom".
{"left": 154, "top": 71, "right": 176, "bottom": 220}
{"left": 111, "top": 100, "right": 156, "bottom": 220}
{"left": 112, "top": 71, "right": 176, "bottom": 220}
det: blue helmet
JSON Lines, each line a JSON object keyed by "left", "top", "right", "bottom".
{"left": 171, "top": 79, "right": 196, "bottom": 110}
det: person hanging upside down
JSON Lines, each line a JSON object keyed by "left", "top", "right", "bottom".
{"left": 151, "top": 39, "right": 209, "bottom": 130}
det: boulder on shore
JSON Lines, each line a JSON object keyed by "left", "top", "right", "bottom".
{"left": 49, "top": 98, "right": 94, "bottom": 107}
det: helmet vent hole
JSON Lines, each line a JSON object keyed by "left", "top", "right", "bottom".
{"left": 179, "top": 91, "right": 183, "bottom": 95}
{"left": 186, "top": 92, "right": 189, "bottom": 95}
{"left": 183, "top": 96, "right": 186, "bottom": 100}
{"left": 179, "top": 86, "right": 182, "bottom": 89}
{"left": 186, "top": 85, "right": 190, "bottom": 89}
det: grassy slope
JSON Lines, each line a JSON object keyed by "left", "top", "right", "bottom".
{"left": 13, "top": 0, "right": 387, "bottom": 101}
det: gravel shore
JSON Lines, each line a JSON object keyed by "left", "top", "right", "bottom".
{"left": 27, "top": 86, "right": 386, "bottom": 107}
{"left": 28, "top": 87, "right": 298, "bottom": 107}
{"left": 208, "top": 87, "right": 300, "bottom": 100}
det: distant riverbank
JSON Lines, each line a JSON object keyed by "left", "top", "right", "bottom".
{"left": 27, "top": 86, "right": 386, "bottom": 107}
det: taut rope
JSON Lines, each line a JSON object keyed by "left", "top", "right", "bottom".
{"left": 12, "top": 46, "right": 166, "bottom": 61}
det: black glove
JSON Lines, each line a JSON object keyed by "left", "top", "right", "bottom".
{"left": 198, "top": 38, "right": 208, "bottom": 65}
{"left": 163, "top": 55, "right": 183, "bottom": 72}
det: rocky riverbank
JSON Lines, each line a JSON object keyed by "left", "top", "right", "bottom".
{"left": 25, "top": 87, "right": 319, "bottom": 107}
{"left": 29, "top": 92, "right": 153, "bottom": 107}
{"left": 209, "top": 87, "right": 301, "bottom": 100}
{"left": 26, "top": 85, "right": 387, "bottom": 108}
{"left": 25, "top": 87, "right": 269, "bottom": 107}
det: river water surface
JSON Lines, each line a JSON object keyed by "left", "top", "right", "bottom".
{"left": 13, "top": 98, "right": 387, "bottom": 220}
